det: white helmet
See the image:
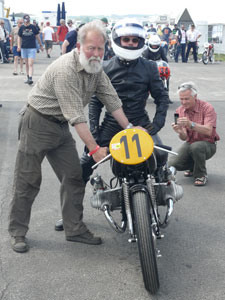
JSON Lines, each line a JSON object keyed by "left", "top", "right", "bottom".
{"left": 111, "top": 18, "right": 146, "bottom": 60}
{"left": 148, "top": 35, "right": 161, "bottom": 52}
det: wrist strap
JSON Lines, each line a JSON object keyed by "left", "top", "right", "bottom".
{"left": 88, "top": 145, "right": 100, "bottom": 157}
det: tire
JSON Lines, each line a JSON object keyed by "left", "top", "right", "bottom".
{"left": 132, "top": 191, "right": 159, "bottom": 294}
{"left": 202, "top": 51, "right": 208, "bottom": 64}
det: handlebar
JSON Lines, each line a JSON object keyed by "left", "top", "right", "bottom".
{"left": 91, "top": 145, "right": 178, "bottom": 170}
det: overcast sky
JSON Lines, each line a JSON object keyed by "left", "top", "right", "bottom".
{"left": 4, "top": 0, "right": 225, "bottom": 23}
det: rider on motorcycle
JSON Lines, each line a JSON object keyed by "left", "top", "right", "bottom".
{"left": 55, "top": 18, "right": 170, "bottom": 231}
{"left": 142, "top": 34, "right": 168, "bottom": 62}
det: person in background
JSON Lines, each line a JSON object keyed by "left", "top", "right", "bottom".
{"left": 0, "top": 19, "right": 9, "bottom": 63}
{"left": 39, "top": 21, "right": 44, "bottom": 46}
{"left": 56, "top": 19, "right": 68, "bottom": 53}
{"left": 32, "top": 20, "right": 40, "bottom": 53}
{"left": 162, "top": 23, "right": 171, "bottom": 56}
{"left": 168, "top": 82, "right": 220, "bottom": 186}
{"left": 67, "top": 19, "right": 75, "bottom": 32}
{"left": 185, "top": 24, "right": 201, "bottom": 63}
{"left": 10, "top": 18, "right": 24, "bottom": 75}
{"left": 147, "top": 24, "right": 156, "bottom": 33}
{"left": 17, "top": 14, "right": 43, "bottom": 85}
{"left": 42, "top": 21, "right": 54, "bottom": 58}
{"left": 61, "top": 27, "right": 77, "bottom": 55}
{"left": 101, "top": 17, "right": 114, "bottom": 60}
{"left": 157, "top": 24, "right": 163, "bottom": 39}
{"left": 8, "top": 20, "right": 140, "bottom": 253}
{"left": 175, "top": 24, "right": 187, "bottom": 63}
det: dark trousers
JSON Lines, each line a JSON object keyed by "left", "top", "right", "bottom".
{"left": 8, "top": 107, "right": 87, "bottom": 238}
{"left": 186, "top": 41, "right": 198, "bottom": 62}
{"left": 0, "top": 40, "right": 7, "bottom": 62}
{"left": 168, "top": 141, "right": 216, "bottom": 178}
{"left": 175, "top": 43, "right": 186, "bottom": 62}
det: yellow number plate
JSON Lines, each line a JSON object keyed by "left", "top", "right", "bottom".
{"left": 109, "top": 128, "right": 154, "bottom": 165}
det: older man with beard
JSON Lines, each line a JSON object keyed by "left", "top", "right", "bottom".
{"left": 8, "top": 20, "right": 136, "bottom": 253}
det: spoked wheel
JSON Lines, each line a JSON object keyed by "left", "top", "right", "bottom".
{"left": 132, "top": 191, "right": 159, "bottom": 294}
{"left": 202, "top": 51, "right": 209, "bottom": 64}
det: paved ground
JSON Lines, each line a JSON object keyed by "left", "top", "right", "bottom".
{"left": 0, "top": 47, "right": 225, "bottom": 300}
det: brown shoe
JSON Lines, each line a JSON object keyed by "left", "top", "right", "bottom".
{"left": 11, "top": 236, "right": 29, "bottom": 253}
{"left": 66, "top": 230, "right": 102, "bottom": 245}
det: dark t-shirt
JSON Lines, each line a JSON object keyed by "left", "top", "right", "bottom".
{"left": 18, "top": 24, "right": 39, "bottom": 48}
{"left": 65, "top": 30, "right": 77, "bottom": 53}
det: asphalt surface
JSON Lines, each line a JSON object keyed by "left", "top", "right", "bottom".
{"left": 0, "top": 47, "right": 225, "bottom": 300}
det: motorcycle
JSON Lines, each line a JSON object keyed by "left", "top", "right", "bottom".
{"left": 90, "top": 128, "right": 183, "bottom": 294}
{"left": 202, "top": 42, "right": 214, "bottom": 65}
{"left": 156, "top": 60, "right": 171, "bottom": 91}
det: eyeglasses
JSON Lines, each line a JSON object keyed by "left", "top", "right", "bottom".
{"left": 121, "top": 37, "right": 139, "bottom": 43}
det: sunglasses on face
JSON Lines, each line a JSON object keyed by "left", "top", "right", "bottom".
{"left": 121, "top": 37, "right": 139, "bottom": 43}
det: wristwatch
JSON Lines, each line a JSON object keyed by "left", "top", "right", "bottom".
{"left": 190, "top": 122, "right": 196, "bottom": 129}
{"left": 126, "top": 123, "right": 133, "bottom": 129}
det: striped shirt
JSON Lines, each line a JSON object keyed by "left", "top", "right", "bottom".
{"left": 28, "top": 50, "right": 122, "bottom": 125}
{"left": 176, "top": 98, "right": 220, "bottom": 144}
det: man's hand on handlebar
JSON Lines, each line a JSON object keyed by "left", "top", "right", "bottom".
{"left": 92, "top": 147, "right": 108, "bottom": 162}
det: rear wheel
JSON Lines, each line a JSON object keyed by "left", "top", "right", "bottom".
{"left": 202, "top": 51, "right": 209, "bottom": 64}
{"left": 132, "top": 191, "right": 159, "bottom": 294}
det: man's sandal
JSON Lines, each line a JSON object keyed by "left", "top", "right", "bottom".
{"left": 184, "top": 170, "right": 193, "bottom": 177}
{"left": 194, "top": 176, "right": 207, "bottom": 186}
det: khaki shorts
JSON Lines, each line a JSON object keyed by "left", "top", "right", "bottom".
{"left": 44, "top": 40, "right": 53, "bottom": 50}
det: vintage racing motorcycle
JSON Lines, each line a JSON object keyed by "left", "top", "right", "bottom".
{"left": 90, "top": 128, "right": 183, "bottom": 294}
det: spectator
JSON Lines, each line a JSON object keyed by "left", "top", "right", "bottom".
{"left": 168, "top": 82, "right": 220, "bottom": 186}
{"left": 147, "top": 24, "right": 156, "bottom": 33}
{"left": 39, "top": 21, "right": 44, "bottom": 46}
{"left": 17, "top": 14, "right": 43, "bottom": 85}
{"left": 157, "top": 24, "right": 163, "bottom": 38}
{"left": 32, "top": 20, "right": 41, "bottom": 53}
{"left": 10, "top": 18, "right": 24, "bottom": 75}
{"left": 101, "top": 17, "right": 114, "bottom": 60}
{"left": 67, "top": 19, "right": 75, "bottom": 32}
{"left": 0, "top": 19, "right": 9, "bottom": 63}
{"left": 175, "top": 24, "right": 187, "bottom": 63}
{"left": 56, "top": 19, "right": 68, "bottom": 53}
{"left": 42, "top": 21, "right": 54, "bottom": 58}
{"left": 8, "top": 20, "right": 137, "bottom": 253}
{"left": 61, "top": 28, "right": 77, "bottom": 54}
{"left": 162, "top": 23, "right": 171, "bottom": 56}
{"left": 186, "top": 24, "right": 201, "bottom": 63}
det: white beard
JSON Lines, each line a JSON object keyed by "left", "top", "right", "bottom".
{"left": 79, "top": 48, "right": 103, "bottom": 74}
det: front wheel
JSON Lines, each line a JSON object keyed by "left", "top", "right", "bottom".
{"left": 132, "top": 191, "right": 159, "bottom": 294}
{"left": 202, "top": 51, "right": 209, "bottom": 64}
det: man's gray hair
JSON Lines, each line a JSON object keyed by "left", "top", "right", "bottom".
{"left": 78, "top": 20, "right": 107, "bottom": 45}
{"left": 177, "top": 81, "right": 197, "bottom": 96}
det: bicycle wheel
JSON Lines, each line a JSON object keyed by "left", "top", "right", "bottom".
{"left": 132, "top": 191, "right": 159, "bottom": 294}
{"left": 202, "top": 51, "right": 209, "bottom": 64}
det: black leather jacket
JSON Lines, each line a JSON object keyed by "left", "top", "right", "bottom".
{"left": 89, "top": 56, "right": 169, "bottom": 139}
{"left": 142, "top": 47, "right": 168, "bottom": 62}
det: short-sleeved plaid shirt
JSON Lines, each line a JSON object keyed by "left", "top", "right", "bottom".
{"left": 28, "top": 50, "right": 122, "bottom": 125}
{"left": 176, "top": 98, "right": 220, "bottom": 144}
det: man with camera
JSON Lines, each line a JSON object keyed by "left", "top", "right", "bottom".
{"left": 168, "top": 82, "right": 220, "bottom": 186}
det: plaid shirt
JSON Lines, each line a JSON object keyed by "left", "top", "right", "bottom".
{"left": 28, "top": 50, "right": 122, "bottom": 125}
{"left": 176, "top": 98, "right": 220, "bottom": 144}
